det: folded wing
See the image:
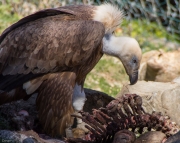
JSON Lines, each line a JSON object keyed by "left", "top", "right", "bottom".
{"left": 0, "top": 12, "right": 105, "bottom": 91}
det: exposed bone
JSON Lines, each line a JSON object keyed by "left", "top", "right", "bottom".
{"left": 67, "top": 94, "right": 180, "bottom": 143}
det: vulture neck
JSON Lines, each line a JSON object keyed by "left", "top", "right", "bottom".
{"left": 102, "top": 34, "right": 126, "bottom": 58}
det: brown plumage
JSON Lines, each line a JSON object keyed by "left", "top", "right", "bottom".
{"left": 0, "top": 4, "right": 142, "bottom": 136}
{"left": 36, "top": 72, "right": 76, "bottom": 136}
{"left": 0, "top": 6, "right": 103, "bottom": 89}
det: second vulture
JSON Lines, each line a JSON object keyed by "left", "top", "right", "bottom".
{"left": 0, "top": 4, "right": 142, "bottom": 136}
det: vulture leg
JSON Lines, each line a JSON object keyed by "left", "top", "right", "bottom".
{"left": 72, "top": 83, "right": 86, "bottom": 124}
{"left": 36, "top": 72, "right": 76, "bottom": 137}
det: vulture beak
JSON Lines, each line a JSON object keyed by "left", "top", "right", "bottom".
{"left": 129, "top": 71, "right": 138, "bottom": 85}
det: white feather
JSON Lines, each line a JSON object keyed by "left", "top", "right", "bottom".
{"left": 103, "top": 35, "right": 141, "bottom": 59}
{"left": 72, "top": 83, "right": 86, "bottom": 111}
{"left": 93, "top": 3, "right": 124, "bottom": 32}
{"left": 23, "top": 80, "right": 43, "bottom": 95}
{"left": 23, "top": 81, "right": 31, "bottom": 91}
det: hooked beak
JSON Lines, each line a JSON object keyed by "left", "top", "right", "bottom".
{"left": 129, "top": 72, "right": 138, "bottom": 85}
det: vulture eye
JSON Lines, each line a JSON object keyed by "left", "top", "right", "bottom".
{"left": 133, "top": 59, "right": 137, "bottom": 63}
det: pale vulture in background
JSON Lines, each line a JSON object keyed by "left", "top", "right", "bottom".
{"left": 0, "top": 4, "right": 142, "bottom": 136}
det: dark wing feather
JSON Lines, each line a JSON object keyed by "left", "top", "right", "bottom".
{"left": 0, "top": 14, "right": 105, "bottom": 91}
{"left": 0, "top": 73, "right": 42, "bottom": 91}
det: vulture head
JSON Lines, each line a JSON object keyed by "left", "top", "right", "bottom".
{"left": 94, "top": 3, "right": 142, "bottom": 85}
{"left": 103, "top": 35, "right": 142, "bottom": 85}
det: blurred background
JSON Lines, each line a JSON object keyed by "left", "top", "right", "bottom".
{"left": 0, "top": 0, "right": 180, "bottom": 97}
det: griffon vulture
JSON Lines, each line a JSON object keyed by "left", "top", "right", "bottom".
{"left": 0, "top": 4, "right": 142, "bottom": 136}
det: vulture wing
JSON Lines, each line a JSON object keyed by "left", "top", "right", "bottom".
{"left": 0, "top": 11, "right": 105, "bottom": 91}
{"left": 0, "top": 8, "right": 75, "bottom": 43}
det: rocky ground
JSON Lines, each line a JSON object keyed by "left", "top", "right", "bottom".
{"left": 0, "top": 88, "right": 180, "bottom": 143}
{"left": 0, "top": 89, "right": 114, "bottom": 143}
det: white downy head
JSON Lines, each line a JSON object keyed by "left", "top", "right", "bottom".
{"left": 93, "top": 3, "right": 124, "bottom": 33}
{"left": 103, "top": 34, "right": 142, "bottom": 85}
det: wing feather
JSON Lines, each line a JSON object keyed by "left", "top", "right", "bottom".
{"left": 0, "top": 14, "right": 105, "bottom": 91}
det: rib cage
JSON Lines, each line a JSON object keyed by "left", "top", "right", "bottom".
{"left": 67, "top": 94, "right": 179, "bottom": 143}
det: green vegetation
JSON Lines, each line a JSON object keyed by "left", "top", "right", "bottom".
{"left": 0, "top": 2, "right": 178, "bottom": 97}
{"left": 84, "top": 56, "right": 128, "bottom": 97}
{"left": 0, "top": 4, "right": 21, "bottom": 33}
{"left": 118, "top": 19, "right": 178, "bottom": 53}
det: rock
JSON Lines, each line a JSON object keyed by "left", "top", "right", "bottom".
{"left": 135, "top": 131, "right": 167, "bottom": 143}
{"left": 23, "top": 137, "right": 37, "bottom": 143}
{"left": 0, "top": 130, "right": 31, "bottom": 143}
{"left": 165, "top": 131, "right": 180, "bottom": 143}
{"left": 19, "top": 130, "right": 65, "bottom": 143}
{"left": 119, "top": 81, "right": 180, "bottom": 126}
{"left": 139, "top": 50, "right": 180, "bottom": 82}
{"left": 112, "top": 130, "right": 136, "bottom": 143}
{"left": 172, "top": 76, "right": 180, "bottom": 84}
